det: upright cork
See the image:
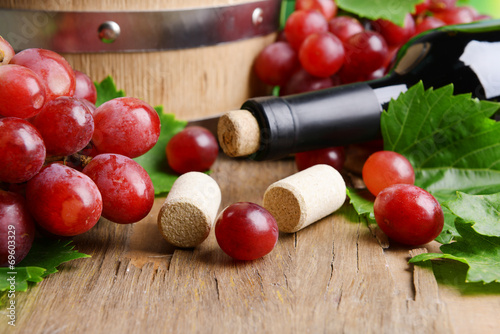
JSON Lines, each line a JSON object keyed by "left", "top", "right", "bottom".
{"left": 217, "top": 109, "right": 260, "bottom": 157}
{"left": 263, "top": 164, "right": 346, "bottom": 233}
{"left": 157, "top": 172, "right": 221, "bottom": 248}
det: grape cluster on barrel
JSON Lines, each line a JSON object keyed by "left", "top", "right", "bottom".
{"left": 0, "top": 37, "right": 160, "bottom": 266}
{"left": 254, "top": 0, "right": 490, "bottom": 95}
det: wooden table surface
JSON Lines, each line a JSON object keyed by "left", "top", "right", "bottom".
{"left": 2, "top": 153, "right": 500, "bottom": 334}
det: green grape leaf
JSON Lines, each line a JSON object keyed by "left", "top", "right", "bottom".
{"left": 383, "top": 82, "right": 500, "bottom": 240}
{"left": 347, "top": 82, "right": 500, "bottom": 244}
{"left": 0, "top": 239, "right": 89, "bottom": 292}
{"left": 336, "top": 0, "right": 424, "bottom": 26}
{"left": 94, "top": 76, "right": 125, "bottom": 107}
{"left": 346, "top": 188, "right": 376, "bottom": 224}
{"left": 444, "top": 192, "right": 500, "bottom": 238}
{"left": 410, "top": 219, "right": 500, "bottom": 283}
{"left": 134, "top": 106, "right": 187, "bottom": 196}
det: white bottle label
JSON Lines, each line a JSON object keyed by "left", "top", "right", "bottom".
{"left": 373, "top": 84, "right": 408, "bottom": 109}
{"left": 460, "top": 40, "right": 500, "bottom": 99}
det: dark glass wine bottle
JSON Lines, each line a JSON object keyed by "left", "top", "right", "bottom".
{"left": 237, "top": 19, "right": 500, "bottom": 161}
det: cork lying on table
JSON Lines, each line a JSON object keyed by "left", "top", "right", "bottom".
{"left": 217, "top": 109, "right": 260, "bottom": 157}
{"left": 263, "top": 164, "right": 346, "bottom": 233}
{"left": 157, "top": 172, "right": 221, "bottom": 248}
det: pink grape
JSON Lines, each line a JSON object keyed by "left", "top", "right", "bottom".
{"left": 374, "top": 184, "right": 444, "bottom": 246}
{"left": 83, "top": 154, "right": 154, "bottom": 224}
{"left": 415, "top": 16, "right": 445, "bottom": 35}
{"left": 26, "top": 163, "right": 102, "bottom": 236}
{"left": 295, "top": 0, "right": 338, "bottom": 20}
{"left": 295, "top": 146, "right": 345, "bottom": 171}
{"left": 299, "top": 31, "right": 344, "bottom": 78}
{"left": 0, "top": 64, "right": 47, "bottom": 118}
{"left": 343, "top": 31, "right": 389, "bottom": 76}
{"left": 373, "top": 14, "right": 416, "bottom": 46}
{"left": 215, "top": 202, "right": 279, "bottom": 261}
{"left": 0, "top": 117, "right": 46, "bottom": 183}
{"left": 31, "top": 96, "right": 94, "bottom": 156}
{"left": 74, "top": 70, "right": 97, "bottom": 104}
{"left": 254, "top": 41, "right": 299, "bottom": 86}
{"left": 166, "top": 126, "right": 219, "bottom": 174}
{"left": 284, "top": 10, "right": 329, "bottom": 50}
{"left": 280, "top": 68, "right": 336, "bottom": 95}
{"left": 328, "top": 16, "right": 364, "bottom": 42}
{"left": 0, "top": 36, "right": 14, "bottom": 66}
{"left": 92, "top": 97, "right": 160, "bottom": 158}
{"left": 10, "top": 48, "right": 76, "bottom": 101}
{"left": 0, "top": 190, "right": 36, "bottom": 266}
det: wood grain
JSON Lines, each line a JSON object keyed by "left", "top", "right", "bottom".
{"left": 2, "top": 155, "right": 499, "bottom": 333}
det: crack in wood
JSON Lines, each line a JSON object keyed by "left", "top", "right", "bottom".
{"left": 214, "top": 275, "right": 220, "bottom": 301}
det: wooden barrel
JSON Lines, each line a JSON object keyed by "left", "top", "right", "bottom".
{"left": 0, "top": 0, "right": 280, "bottom": 119}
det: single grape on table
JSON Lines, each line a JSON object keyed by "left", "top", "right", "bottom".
{"left": 166, "top": 126, "right": 219, "bottom": 174}
{"left": 362, "top": 151, "right": 415, "bottom": 197}
{"left": 374, "top": 184, "right": 444, "bottom": 246}
{"left": 215, "top": 202, "right": 279, "bottom": 261}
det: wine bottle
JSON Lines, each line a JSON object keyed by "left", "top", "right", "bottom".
{"left": 217, "top": 19, "right": 500, "bottom": 161}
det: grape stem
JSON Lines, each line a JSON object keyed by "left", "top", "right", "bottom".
{"left": 44, "top": 152, "right": 93, "bottom": 168}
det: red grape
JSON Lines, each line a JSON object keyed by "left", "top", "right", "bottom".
{"left": 215, "top": 202, "right": 279, "bottom": 261}
{"left": 79, "top": 97, "right": 96, "bottom": 115}
{"left": 284, "top": 10, "right": 329, "bottom": 50}
{"left": 295, "top": 0, "right": 337, "bottom": 20}
{"left": 10, "top": 48, "right": 76, "bottom": 101}
{"left": 0, "top": 64, "right": 47, "bottom": 118}
{"left": 433, "top": 6, "right": 476, "bottom": 25}
{"left": 299, "top": 32, "right": 345, "bottom": 78}
{"left": 0, "top": 118, "right": 46, "bottom": 183}
{"left": 429, "top": 0, "right": 457, "bottom": 12}
{"left": 280, "top": 68, "right": 336, "bottom": 95}
{"left": 295, "top": 146, "right": 345, "bottom": 171}
{"left": 0, "top": 36, "right": 15, "bottom": 66}
{"left": 374, "top": 184, "right": 444, "bottom": 246}
{"left": 343, "top": 31, "right": 389, "bottom": 76}
{"left": 415, "top": 16, "right": 445, "bottom": 35}
{"left": 373, "top": 14, "right": 416, "bottom": 47}
{"left": 31, "top": 96, "right": 94, "bottom": 156}
{"left": 83, "top": 153, "right": 154, "bottom": 224}
{"left": 0, "top": 190, "right": 36, "bottom": 266}
{"left": 26, "top": 163, "right": 102, "bottom": 236}
{"left": 254, "top": 41, "right": 299, "bottom": 86}
{"left": 362, "top": 151, "right": 415, "bottom": 196}
{"left": 166, "top": 126, "right": 219, "bottom": 174}
{"left": 92, "top": 97, "right": 160, "bottom": 158}
{"left": 74, "top": 70, "right": 97, "bottom": 104}
{"left": 328, "top": 16, "right": 364, "bottom": 42}
{"left": 413, "top": 0, "right": 431, "bottom": 15}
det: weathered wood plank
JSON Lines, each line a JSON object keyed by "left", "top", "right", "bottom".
{"left": 2, "top": 156, "right": 500, "bottom": 334}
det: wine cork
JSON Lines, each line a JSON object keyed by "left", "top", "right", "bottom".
{"left": 263, "top": 164, "right": 346, "bottom": 233}
{"left": 157, "top": 172, "right": 221, "bottom": 248}
{"left": 217, "top": 109, "right": 260, "bottom": 157}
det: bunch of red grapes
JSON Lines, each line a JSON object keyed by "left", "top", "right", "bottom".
{"left": 0, "top": 36, "right": 160, "bottom": 266}
{"left": 255, "top": 0, "right": 489, "bottom": 174}
{"left": 255, "top": 0, "right": 489, "bottom": 95}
